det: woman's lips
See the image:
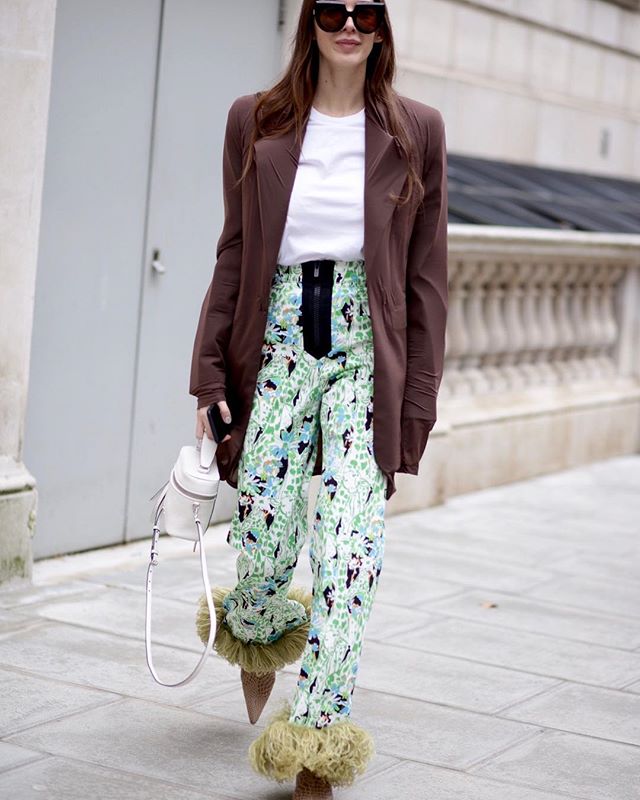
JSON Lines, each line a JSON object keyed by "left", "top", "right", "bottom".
{"left": 336, "top": 41, "right": 359, "bottom": 49}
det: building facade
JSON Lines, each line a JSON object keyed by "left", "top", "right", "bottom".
{"left": 1, "top": 0, "right": 639, "bottom": 581}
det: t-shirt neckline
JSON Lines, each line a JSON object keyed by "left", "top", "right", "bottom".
{"left": 310, "top": 105, "right": 365, "bottom": 122}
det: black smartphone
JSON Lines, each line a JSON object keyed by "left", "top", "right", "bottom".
{"left": 206, "top": 402, "right": 232, "bottom": 443}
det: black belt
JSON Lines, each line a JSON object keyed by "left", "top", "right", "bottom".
{"left": 300, "top": 259, "right": 335, "bottom": 359}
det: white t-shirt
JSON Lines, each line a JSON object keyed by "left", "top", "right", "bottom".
{"left": 277, "top": 105, "right": 365, "bottom": 266}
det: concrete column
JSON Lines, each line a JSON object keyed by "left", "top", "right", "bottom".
{"left": 0, "top": 0, "right": 57, "bottom": 585}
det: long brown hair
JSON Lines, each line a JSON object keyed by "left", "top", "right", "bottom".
{"left": 237, "top": 0, "right": 423, "bottom": 208}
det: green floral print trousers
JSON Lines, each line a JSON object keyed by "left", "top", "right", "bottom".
{"left": 220, "top": 258, "right": 387, "bottom": 732}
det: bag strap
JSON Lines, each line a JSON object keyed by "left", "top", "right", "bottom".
{"left": 144, "top": 441, "right": 219, "bottom": 687}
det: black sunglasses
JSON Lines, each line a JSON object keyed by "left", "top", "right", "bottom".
{"left": 313, "top": 1, "right": 385, "bottom": 35}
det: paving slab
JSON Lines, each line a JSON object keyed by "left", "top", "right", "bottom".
{"left": 376, "top": 539, "right": 554, "bottom": 593}
{"left": 0, "top": 757, "right": 237, "bottom": 800}
{"left": 525, "top": 574, "right": 640, "bottom": 619}
{"left": 385, "top": 512, "right": 579, "bottom": 567}
{"left": 0, "top": 742, "right": 44, "bottom": 773}
{"left": 387, "top": 617, "right": 640, "bottom": 688}
{"left": 0, "top": 621, "right": 237, "bottom": 707}
{"left": 419, "top": 588, "right": 640, "bottom": 649}
{"left": 0, "top": 609, "right": 45, "bottom": 638}
{"left": 343, "top": 759, "right": 585, "bottom": 800}
{"left": 353, "top": 638, "right": 557, "bottom": 713}
{"left": 471, "top": 729, "right": 640, "bottom": 800}
{"left": 414, "top": 505, "right": 638, "bottom": 555}
{"left": 501, "top": 682, "right": 640, "bottom": 747}
{"left": 0, "top": 667, "right": 119, "bottom": 737}
{"left": 19, "top": 585, "right": 216, "bottom": 652}
{"left": 448, "top": 474, "right": 640, "bottom": 520}
{"left": 542, "top": 551, "right": 640, "bottom": 584}
{"left": 0, "top": 581, "right": 99, "bottom": 609}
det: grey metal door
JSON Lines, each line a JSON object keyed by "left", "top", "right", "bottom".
{"left": 26, "top": 0, "right": 164, "bottom": 559}
{"left": 126, "top": 0, "right": 282, "bottom": 541}
{"left": 26, "top": 0, "right": 282, "bottom": 557}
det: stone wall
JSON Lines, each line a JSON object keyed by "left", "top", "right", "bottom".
{"left": 0, "top": 0, "right": 57, "bottom": 584}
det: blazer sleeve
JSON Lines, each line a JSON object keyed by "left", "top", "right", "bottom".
{"left": 189, "top": 98, "right": 244, "bottom": 409}
{"left": 399, "top": 109, "right": 449, "bottom": 473}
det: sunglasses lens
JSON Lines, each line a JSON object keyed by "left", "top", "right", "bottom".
{"left": 316, "top": 7, "right": 346, "bottom": 32}
{"left": 355, "top": 7, "right": 381, "bottom": 33}
{"left": 315, "top": 3, "right": 384, "bottom": 34}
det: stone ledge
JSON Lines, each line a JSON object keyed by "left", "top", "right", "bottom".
{"left": 389, "top": 384, "right": 640, "bottom": 513}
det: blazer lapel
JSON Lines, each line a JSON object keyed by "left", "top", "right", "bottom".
{"left": 364, "top": 107, "right": 409, "bottom": 262}
{"left": 253, "top": 104, "right": 408, "bottom": 292}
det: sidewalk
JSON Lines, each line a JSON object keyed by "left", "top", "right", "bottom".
{"left": 0, "top": 455, "right": 639, "bottom": 800}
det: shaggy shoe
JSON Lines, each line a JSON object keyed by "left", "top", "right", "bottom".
{"left": 196, "top": 585, "right": 314, "bottom": 672}
{"left": 293, "top": 767, "right": 333, "bottom": 799}
{"left": 249, "top": 702, "right": 375, "bottom": 787}
{"left": 241, "top": 667, "right": 276, "bottom": 724}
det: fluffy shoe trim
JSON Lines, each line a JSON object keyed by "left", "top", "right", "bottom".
{"left": 248, "top": 701, "right": 375, "bottom": 786}
{"left": 195, "top": 585, "right": 313, "bottom": 673}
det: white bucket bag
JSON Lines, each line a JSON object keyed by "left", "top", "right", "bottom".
{"left": 145, "top": 434, "right": 220, "bottom": 687}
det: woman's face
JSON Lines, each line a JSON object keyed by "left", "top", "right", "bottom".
{"left": 313, "top": 1, "right": 384, "bottom": 67}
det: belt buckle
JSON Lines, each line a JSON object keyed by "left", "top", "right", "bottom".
{"left": 301, "top": 259, "right": 335, "bottom": 281}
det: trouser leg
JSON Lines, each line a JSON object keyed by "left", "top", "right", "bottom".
{"left": 290, "top": 341, "right": 386, "bottom": 726}
{"left": 249, "top": 258, "right": 386, "bottom": 787}
{"left": 196, "top": 264, "right": 320, "bottom": 672}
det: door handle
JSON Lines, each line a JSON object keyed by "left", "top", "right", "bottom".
{"left": 151, "top": 248, "right": 166, "bottom": 274}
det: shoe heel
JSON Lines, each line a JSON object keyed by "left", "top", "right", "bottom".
{"left": 240, "top": 667, "right": 276, "bottom": 725}
{"left": 293, "top": 767, "right": 333, "bottom": 799}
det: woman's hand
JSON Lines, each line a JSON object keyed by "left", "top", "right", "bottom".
{"left": 196, "top": 401, "right": 232, "bottom": 443}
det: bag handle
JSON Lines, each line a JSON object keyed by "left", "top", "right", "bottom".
{"left": 199, "top": 433, "right": 217, "bottom": 470}
{"left": 144, "top": 440, "right": 219, "bottom": 687}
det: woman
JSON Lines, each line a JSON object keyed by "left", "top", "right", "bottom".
{"left": 191, "top": 1, "right": 448, "bottom": 797}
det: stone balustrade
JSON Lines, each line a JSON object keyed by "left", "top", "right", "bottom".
{"left": 388, "top": 225, "right": 640, "bottom": 512}
{"left": 441, "top": 225, "right": 640, "bottom": 405}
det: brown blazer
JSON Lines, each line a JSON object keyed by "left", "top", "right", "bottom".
{"left": 190, "top": 92, "right": 448, "bottom": 500}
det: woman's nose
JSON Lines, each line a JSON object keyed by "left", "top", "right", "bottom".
{"left": 343, "top": 16, "right": 356, "bottom": 32}
{"left": 343, "top": 1, "right": 358, "bottom": 29}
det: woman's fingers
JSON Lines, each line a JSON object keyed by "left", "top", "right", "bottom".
{"left": 217, "top": 399, "right": 232, "bottom": 424}
{"left": 217, "top": 401, "right": 231, "bottom": 442}
{"left": 195, "top": 406, "right": 214, "bottom": 440}
{"left": 195, "top": 401, "right": 232, "bottom": 441}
